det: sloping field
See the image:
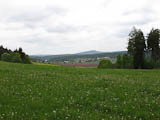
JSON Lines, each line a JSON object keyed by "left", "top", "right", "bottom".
{"left": 0, "top": 61, "right": 160, "bottom": 120}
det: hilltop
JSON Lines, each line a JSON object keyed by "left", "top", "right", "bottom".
{"left": 76, "top": 50, "right": 103, "bottom": 55}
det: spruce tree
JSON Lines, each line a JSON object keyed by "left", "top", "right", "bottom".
{"left": 147, "top": 28, "right": 160, "bottom": 61}
{"left": 127, "top": 27, "right": 146, "bottom": 69}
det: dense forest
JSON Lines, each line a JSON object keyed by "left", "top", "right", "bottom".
{"left": 0, "top": 46, "right": 31, "bottom": 64}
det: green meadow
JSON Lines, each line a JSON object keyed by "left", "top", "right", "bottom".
{"left": 0, "top": 61, "right": 160, "bottom": 120}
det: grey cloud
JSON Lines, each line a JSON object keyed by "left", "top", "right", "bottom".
{"left": 0, "top": 5, "right": 68, "bottom": 31}
{"left": 114, "top": 29, "right": 130, "bottom": 38}
{"left": 8, "top": 6, "right": 66, "bottom": 22}
{"left": 46, "top": 5, "right": 67, "bottom": 16}
{"left": 123, "top": 7, "right": 154, "bottom": 16}
{"left": 121, "top": 6, "right": 157, "bottom": 26}
{"left": 22, "top": 34, "right": 54, "bottom": 46}
{"left": 47, "top": 25, "right": 76, "bottom": 33}
{"left": 22, "top": 32, "right": 73, "bottom": 45}
{"left": 122, "top": 17, "right": 154, "bottom": 26}
{"left": 46, "top": 25, "right": 88, "bottom": 33}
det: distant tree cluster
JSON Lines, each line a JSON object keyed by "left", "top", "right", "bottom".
{"left": 98, "top": 27, "right": 160, "bottom": 69}
{"left": 0, "top": 46, "right": 31, "bottom": 64}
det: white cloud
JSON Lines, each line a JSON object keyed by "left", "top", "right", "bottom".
{"left": 0, "top": 0, "right": 160, "bottom": 54}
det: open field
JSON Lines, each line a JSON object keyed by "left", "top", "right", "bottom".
{"left": 0, "top": 61, "right": 160, "bottom": 120}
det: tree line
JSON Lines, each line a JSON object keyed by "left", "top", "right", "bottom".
{"left": 98, "top": 27, "right": 160, "bottom": 69}
{"left": 0, "top": 46, "right": 31, "bottom": 64}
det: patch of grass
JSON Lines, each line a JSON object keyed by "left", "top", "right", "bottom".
{"left": 0, "top": 61, "right": 160, "bottom": 120}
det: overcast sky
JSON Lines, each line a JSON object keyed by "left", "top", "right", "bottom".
{"left": 0, "top": 0, "right": 160, "bottom": 55}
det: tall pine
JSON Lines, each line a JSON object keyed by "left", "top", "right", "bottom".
{"left": 147, "top": 28, "right": 160, "bottom": 61}
{"left": 127, "top": 27, "right": 146, "bottom": 69}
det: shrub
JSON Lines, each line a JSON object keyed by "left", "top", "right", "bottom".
{"left": 1, "top": 53, "right": 12, "bottom": 62}
{"left": 154, "top": 60, "right": 160, "bottom": 69}
{"left": 116, "top": 55, "right": 123, "bottom": 68}
{"left": 122, "top": 55, "right": 133, "bottom": 69}
{"left": 115, "top": 54, "right": 133, "bottom": 69}
{"left": 144, "top": 59, "right": 154, "bottom": 69}
{"left": 1, "top": 52, "right": 31, "bottom": 64}
{"left": 98, "top": 59, "right": 113, "bottom": 69}
{"left": 11, "top": 53, "right": 22, "bottom": 63}
{"left": 22, "top": 55, "right": 32, "bottom": 64}
{"left": 144, "top": 59, "right": 160, "bottom": 69}
{"left": 0, "top": 46, "right": 32, "bottom": 64}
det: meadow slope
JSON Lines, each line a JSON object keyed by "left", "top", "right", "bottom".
{"left": 0, "top": 61, "right": 160, "bottom": 120}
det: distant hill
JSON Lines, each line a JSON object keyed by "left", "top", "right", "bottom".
{"left": 30, "top": 50, "right": 127, "bottom": 62}
{"left": 76, "top": 50, "right": 103, "bottom": 55}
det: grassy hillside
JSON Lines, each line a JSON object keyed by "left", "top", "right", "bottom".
{"left": 0, "top": 61, "right": 160, "bottom": 120}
